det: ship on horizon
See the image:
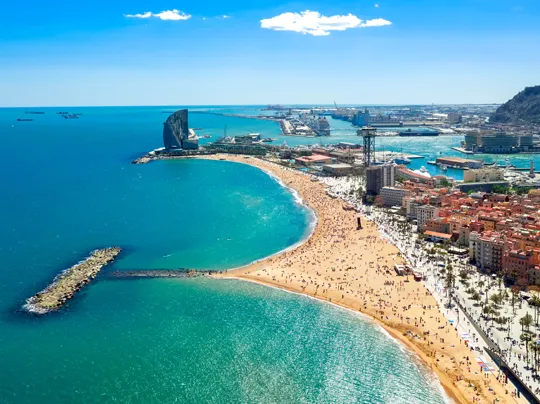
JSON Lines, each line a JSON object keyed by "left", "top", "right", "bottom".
{"left": 398, "top": 129, "right": 439, "bottom": 137}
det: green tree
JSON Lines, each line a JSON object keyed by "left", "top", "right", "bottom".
{"left": 440, "top": 178, "right": 451, "bottom": 188}
{"left": 521, "top": 333, "right": 533, "bottom": 365}
{"left": 445, "top": 268, "right": 456, "bottom": 302}
{"left": 529, "top": 295, "right": 540, "bottom": 326}
{"left": 530, "top": 342, "right": 540, "bottom": 376}
{"left": 520, "top": 313, "right": 534, "bottom": 333}
{"left": 510, "top": 288, "right": 520, "bottom": 315}
{"left": 492, "top": 185, "right": 510, "bottom": 194}
{"left": 490, "top": 292, "right": 505, "bottom": 308}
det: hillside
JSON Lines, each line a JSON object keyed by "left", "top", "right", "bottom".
{"left": 490, "top": 85, "right": 540, "bottom": 124}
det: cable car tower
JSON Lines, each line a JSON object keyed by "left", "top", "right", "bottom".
{"left": 359, "top": 126, "right": 377, "bottom": 166}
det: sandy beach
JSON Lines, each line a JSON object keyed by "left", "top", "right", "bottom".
{"left": 196, "top": 154, "right": 525, "bottom": 404}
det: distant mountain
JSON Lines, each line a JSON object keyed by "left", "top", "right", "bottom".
{"left": 490, "top": 86, "right": 540, "bottom": 125}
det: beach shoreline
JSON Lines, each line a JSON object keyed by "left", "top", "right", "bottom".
{"left": 193, "top": 153, "right": 523, "bottom": 404}
{"left": 221, "top": 275, "right": 463, "bottom": 403}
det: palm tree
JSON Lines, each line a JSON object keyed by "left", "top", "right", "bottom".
{"left": 530, "top": 341, "right": 540, "bottom": 376}
{"left": 521, "top": 333, "right": 533, "bottom": 367}
{"left": 520, "top": 313, "right": 533, "bottom": 333}
{"left": 471, "top": 291, "right": 481, "bottom": 305}
{"left": 490, "top": 305, "right": 501, "bottom": 327}
{"left": 459, "top": 270, "right": 469, "bottom": 284}
{"left": 529, "top": 295, "right": 540, "bottom": 326}
{"left": 482, "top": 305, "right": 493, "bottom": 320}
{"left": 445, "top": 268, "right": 456, "bottom": 303}
{"left": 510, "top": 288, "right": 519, "bottom": 315}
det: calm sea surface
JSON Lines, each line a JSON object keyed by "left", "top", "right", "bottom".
{"left": 0, "top": 106, "right": 448, "bottom": 403}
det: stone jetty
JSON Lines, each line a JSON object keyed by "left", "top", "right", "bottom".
{"left": 24, "top": 247, "right": 122, "bottom": 314}
{"left": 131, "top": 153, "right": 157, "bottom": 164}
{"left": 107, "top": 269, "right": 221, "bottom": 279}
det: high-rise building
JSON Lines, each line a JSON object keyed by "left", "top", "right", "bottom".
{"left": 447, "top": 112, "right": 462, "bottom": 123}
{"left": 366, "top": 164, "right": 395, "bottom": 195}
{"left": 353, "top": 109, "right": 370, "bottom": 127}
{"left": 163, "top": 109, "right": 192, "bottom": 150}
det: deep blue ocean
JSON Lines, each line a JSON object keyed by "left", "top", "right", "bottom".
{"left": 0, "top": 106, "right": 450, "bottom": 403}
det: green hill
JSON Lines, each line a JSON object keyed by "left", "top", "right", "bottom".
{"left": 490, "top": 86, "right": 540, "bottom": 125}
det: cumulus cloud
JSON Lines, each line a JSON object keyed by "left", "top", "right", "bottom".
{"left": 359, "top": 18, "right": 391, "bottom": 27}
{"left": 125, "top": 11, "right": 152, "bottom": 19}
{"left": 125, "top": 9, "right": 191, "bottom": 21}
{"left": 260, "top": 10, "right": 391, "bottom": 36}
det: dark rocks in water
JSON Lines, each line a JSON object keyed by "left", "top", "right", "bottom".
{"left": 24, "top": 247, "right": 122, "bottom": 315}
{"left": 490, "top": 85, "right": 540, "bottom": 125}
{"left": 107, "top": 269, "right": 221, "bottom": 279}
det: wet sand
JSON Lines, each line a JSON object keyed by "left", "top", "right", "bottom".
{"left": 197, "top": 154, "right": 524, "bottom": 404}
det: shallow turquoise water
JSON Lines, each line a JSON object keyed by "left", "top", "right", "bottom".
{"left": 1, "top": 279, "right": 448, "bottom": 404}
{"left": 0, "top": 107, "right": 448, "bottom": 403}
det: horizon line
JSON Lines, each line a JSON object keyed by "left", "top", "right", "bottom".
{"left": 0, "top": 103, "right": 502, "bottom": 108}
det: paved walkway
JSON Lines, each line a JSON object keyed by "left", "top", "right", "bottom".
{"left": 320, "top": 176, "right": 540, "bottom": 400}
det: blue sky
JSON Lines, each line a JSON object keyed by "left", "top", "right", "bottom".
{"left": 1, "top": 0, "right": 539, "bottom": 106}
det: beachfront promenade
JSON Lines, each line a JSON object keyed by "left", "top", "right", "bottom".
{"left": 362, "top": 204, "right": 540, "bottom": 402}
{"left": 201, "top": 154, "right": 527, "bottom": 404}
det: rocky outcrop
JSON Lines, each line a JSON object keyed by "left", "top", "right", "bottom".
{"left": 24, "top": 247, "right": 122, "bottom": 314}
{"left": 490, "top": 85, "right": 540, "bottom": 125}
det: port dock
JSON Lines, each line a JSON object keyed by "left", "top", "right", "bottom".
{"left": 24, "top": 247, "right": 122, "bottom": 314}
{"left": 452, "top": 147, "right": 475, "bottom": 155}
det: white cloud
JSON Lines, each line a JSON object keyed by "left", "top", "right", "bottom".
{"left": 359, "top": 18, "right": 391, "bottom": 27}
{"left": 260, "top": 10, "right": 391, "bottom": 36}
{"left": 125, "top": 9, "right": 191, "bottom": 21}
{"left": 154, "top": 9, "right": 191, "bottom": 21}
{"left": 125, "top": 11, "right": 152, "bottom": 19}
{"left": 374, "top": 4, "right": 379, "bottom": 8}
{"left": 222, "top": 15, "right": 230, "bottom": 19}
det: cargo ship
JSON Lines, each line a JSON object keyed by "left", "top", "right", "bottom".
{"left": 398, "top": 129, "right": 439, "bottom": 137}
{"left": 17, "top": 118, "right": 33, "bottom": 122}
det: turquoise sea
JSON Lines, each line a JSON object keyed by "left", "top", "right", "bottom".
{"left": 0, "top": 107, "right": 449, "bottom": 403}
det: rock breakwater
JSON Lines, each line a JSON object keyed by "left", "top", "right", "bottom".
{"left": 106, "top": 269, "right": 220, "bottom": 279}
{"left": 24, "top": 247, "right": 122, "bottom": 314}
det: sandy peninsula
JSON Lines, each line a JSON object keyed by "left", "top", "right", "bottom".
{"left": 196, "top": 153, "right": 525, "bottom": 404}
